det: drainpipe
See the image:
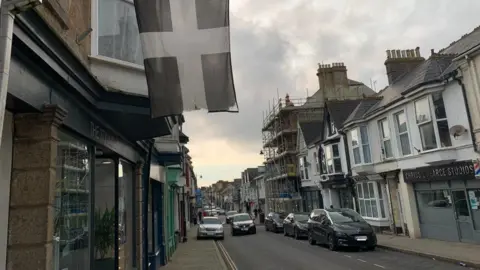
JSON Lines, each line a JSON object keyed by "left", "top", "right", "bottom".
{"left": 454, "top": 71, "right": 478, "bottom": 152}
{"left": 142, "top": 140, "right": 153, "bottom": 270}
{"left": 0, "top": 0, "right": 42, "bottom": 149}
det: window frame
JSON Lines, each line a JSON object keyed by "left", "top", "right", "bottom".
{"left": 356, "top": 181, "right": 388, "bottom": 220}
{"left": 350, "top": 126, "right": 372, "bottom": 165}
{"left": 299, "top": 156, "right": 309, "bottom": 180}
{"left": 313, "top": 151, "right": 320, "bottom": 174}
{"left": 415, "top": 97, "right": 437, "bottom": 151}
{"left": 378, "top": 118, "right": 393, "bottom": 159}
{"left": 324, "top": 143, "right": 342, "bottom": 174}
{"left": 393, "top": 110, "right": 412, "bottom": 156}
{"left": 91, "top": 0, "right": 144, "bottom": 67}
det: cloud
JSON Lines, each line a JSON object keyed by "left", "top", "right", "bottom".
{"left": 184, "top": 0, "right": 480, "bottom": 186}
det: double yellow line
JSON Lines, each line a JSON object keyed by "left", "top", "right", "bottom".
{"left": 216, "top": 240, "right": 238, "bottom": 270}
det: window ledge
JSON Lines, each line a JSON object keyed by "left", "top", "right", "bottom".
{"left": 89, "top": 55, "right": 145, "bottom": 71}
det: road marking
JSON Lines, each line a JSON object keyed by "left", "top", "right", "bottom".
{"left": 216, "top": 241, "right": 238, "bottom": 270}
{"left": 357, "top": 259, "right": 367, "bottom": 263}
{"left": 344, "top": 255, "right": 352, "bottom": 258}
{"left": 374, "top": 264, "right": 386, "bottom": 268}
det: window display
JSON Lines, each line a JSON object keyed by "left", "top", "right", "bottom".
{"left": 53, "top": 132, "right": 91, "bottom": 270}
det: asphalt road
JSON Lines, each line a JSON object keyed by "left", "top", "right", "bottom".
{"left": 217, "top": 222, "right": 470, "bottom": 270}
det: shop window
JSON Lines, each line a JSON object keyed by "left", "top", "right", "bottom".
{"left": 468, "top": 189, "right": 480, "bottom": 230}
{"left": 394, "top": 111, "right": 411, "bottom": 156}
{"left": 378, "top": 118, "right": 393, "bottom": 159}
{"left": 94, "top": 158, "right": 115, "bottom": 269}
{"left": 96, "top": 0, "right": 143, "bottom": 65}
{"left": 53, "top": 132, "right": 91, "bottom": 270}
{"left": 356, "top": 182, "right": 386, "bottom": 219}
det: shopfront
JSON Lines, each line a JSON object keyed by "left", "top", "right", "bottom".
{"left": 404, "top": 161, "right": 480, "bottom": 244}
{"left": 300, "top": 186, "right": 323, "bottom": 212}
{"left": 5, "top": 10, "right": 172, "bottom": 270}
{"left": 320, "top": 174, "right": 355, "bottom": 210}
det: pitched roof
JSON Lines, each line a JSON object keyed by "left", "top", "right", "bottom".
{"left": 344, "top": 98, "right": 383, "bottom": 123}
{"left": 325, "top": 99, "right": 363, "bottom": 128}
{"left": 299, "top": 120, "right": 323, "bottom": 145}
{"left": 439, "top": 26, "right": 480, "bottom": 55}
{"left": 366, "top": 54, "right": 455, "bottom": 115}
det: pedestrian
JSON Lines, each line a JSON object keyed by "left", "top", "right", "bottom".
{"left": 197, "top": 210, "right": 203, "bottom": 224}
{"left": 254, "top": 208, "right": 258, "bottom": 219}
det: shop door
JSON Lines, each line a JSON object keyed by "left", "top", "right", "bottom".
{"left": 339, "top": 188, "right": 353, "bottom": 209}
{"left": 452, "top": 190, "right": 475, "bottom": 243}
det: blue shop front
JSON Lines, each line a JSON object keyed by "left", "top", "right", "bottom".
{"left": 5, "top": 10, "right": 173, "bottom": 270}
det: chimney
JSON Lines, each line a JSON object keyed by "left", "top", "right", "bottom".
{"left": 316, "top": 62, "right": 349, "bottom": 101}
{"left": 385, "top": 47, "right": 425, "bottom": 85}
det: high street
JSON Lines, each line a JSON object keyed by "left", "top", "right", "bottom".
{"left": 217, "top": 224, "right": 470, "bottom": 270}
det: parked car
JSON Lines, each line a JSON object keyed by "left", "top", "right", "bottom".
{"left": 307, "top": 208, "right": 377, "bottom": 251}
{"left": 283, "top": 212, "right": 309, "bottom": 239}
{"left": 265, "top": 212, "right": 286, "bottom": 233}
{"left": 231, "top": 213, "right": 256, "bottom": 236}
{"left": 218, "top": 208, "right": 226, "bottom": 215}
{"left": 225, "top": 211, "right": 238, "bottom": 224}
{"left": 206, "top": 210, "right": 219, "bottom": 217}
{"left": 197, "top": 217, "right": 225, "bottom": 240}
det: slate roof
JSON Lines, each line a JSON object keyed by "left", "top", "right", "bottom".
{"left": 365, "top": 54, "right": 455, "bottom": 116}
{"left": 325, "top": 99, "right": 363, "bottom": 128}
{"left": 439, "top": 26, "right": 480, "bottom": 55}
{"left": 344, "top": 97, "right": 383, "bottom": 123}
{"left": 299, "top": 120, "right": 323, "bottom": 145}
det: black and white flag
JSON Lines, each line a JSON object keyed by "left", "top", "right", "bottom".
{"left": 134, "top": 0, "right": 238, "bottom": 118}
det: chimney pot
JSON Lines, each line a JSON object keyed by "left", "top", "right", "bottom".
{"left": 395, "top": 50, "right": 401, "bottom": 58}
{"left": 415, "top": 47, "right": 421, "bottom": 57}
{"left": 386, "top": 50, "right": 392, "bottom": 59}
{"left": 406, "top": 50, "right": 411, "bottom": 58}
{"left": 401, "top": 50, "right": 406, "bottom": 58}
{"left": 431, "top": 49, "right": 435, "bottom": 55}
{"left": 409, "top": 49, "right": 414, "bottom": 57}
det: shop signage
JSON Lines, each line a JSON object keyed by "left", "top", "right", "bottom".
{"left": 403, "top": 161, "right": 475, "bottom": 183}
{"left": 90, "top": 121, "right": 119, "bottom": 148}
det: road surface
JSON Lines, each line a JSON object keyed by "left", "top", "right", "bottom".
{"left": 217, "top": 223, "right": 470, "bottom": 270}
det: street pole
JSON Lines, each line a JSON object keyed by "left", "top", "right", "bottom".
{"left": 0, "top": 0, "right": 42, "bottom": 149}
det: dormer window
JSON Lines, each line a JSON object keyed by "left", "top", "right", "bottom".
{"left": 328, "top": 114, "right": 337, "bottom": 136}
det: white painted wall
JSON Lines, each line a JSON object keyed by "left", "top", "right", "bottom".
{"left": 0, "top": 111, "right": 12, "bottom": 269}
{"left": 301, "top": 145, "right": 320, "bottom": 188}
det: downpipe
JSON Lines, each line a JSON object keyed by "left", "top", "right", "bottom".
{"left": 142, "top": 140, "right": 153, "bottom": 270}
{"left": 0, "top": 0, "right": 41, "bottom": 148}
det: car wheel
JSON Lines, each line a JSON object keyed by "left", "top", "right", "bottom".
{"left": 328, "top": 234, "right": 337, "bottom": 251}
{"left": 308, "top": 231, "right": 316, "bottom": 245}
{"left": 367, "top": 246, "right": 376, "bottom": 251}
{"left": 294, "top": 228, "right": 299, "bottom": 240}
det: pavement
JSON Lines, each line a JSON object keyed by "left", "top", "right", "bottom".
{"left": 376, "top": 233, "right": 480, "bottom": 268}
{"left": 220, "top": 225, "right": 475, "bottom": 270}
{"left": 164, "top": 225, "right": 227, "bottom": 270}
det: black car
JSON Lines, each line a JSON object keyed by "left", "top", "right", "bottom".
{"left": 225, "top": 210, "right": 238, "bottom": 224}
{"left": 231, "top": 213, "right": 256, "bottom": 236}
{"left": 264, "top": 212, "right": 286, "bottom": 233}
{"left": 307, "top": 208, "right": 377, "bottom": 251}
{"left": 283, "top": 212, "right": 309, "bottom": 239}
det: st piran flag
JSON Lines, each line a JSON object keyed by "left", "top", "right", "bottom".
{"left": 134, "top": 0, "right": 238, "bottom": 118}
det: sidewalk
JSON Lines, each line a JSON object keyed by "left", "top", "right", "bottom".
{"left": 377, "top": 234, "right": 480, "bottom": 268}
{"left": 164, "top": 227, "right": 227, "bottom": 270}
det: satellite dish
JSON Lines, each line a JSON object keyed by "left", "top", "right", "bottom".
{"left": 449, "top": 125, "right": 468, "bottom": 138}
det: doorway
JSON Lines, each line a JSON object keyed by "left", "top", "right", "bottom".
{"left": 452, "top": 190, "right": 475, "bottom": 243}
{"left": 151, "top": 181, "right": 165, "bottom": 267}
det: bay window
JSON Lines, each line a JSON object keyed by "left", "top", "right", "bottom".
{"left": 356, "top": 182, "right": 387, "bottom": 219}
{"left": 378, "top": 118, "right": 393, "bottom": 159}
{"left": 394, "top": 111, "right": 411, "bottom": 156}
{"left": 96, "top": 0, "right": 143, "bottom": 65}
{"left": 325, "top": 144, "right": 342, "bottom": 174}
{"left": 350, "top": 126, "right": 371, "bottom": 165}
{"left": 415, "top": 94, "right": 452, "bottom": 151}
{"left": 299, "top": 156, "right": 309, "bottom": 180}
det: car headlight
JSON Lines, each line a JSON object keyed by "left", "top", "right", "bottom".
{"left": 233, "top": 224, "right": 239, "bottom": 228}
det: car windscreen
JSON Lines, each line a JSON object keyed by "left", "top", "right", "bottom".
{"left": 275, "top": 213, "right": 286, "bottom": 219}
{"left": 233, "top": 214, "right": 251, "bottom": 222}
{"left": 202, "top": 218, "right": 221, "bottom": 225}
{"left": 294, "top": 214, "right": 308, "bottom": 222}
{"left": 227, "top": 211, "right": 237, "bottom": 216}
{"left": 329, "top": 209, "right": 366, "bottom": 224}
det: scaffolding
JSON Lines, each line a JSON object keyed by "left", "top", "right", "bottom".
{"left": 262, "top": 94, "right": 323, "bottom": 213}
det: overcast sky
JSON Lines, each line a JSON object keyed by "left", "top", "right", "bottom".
{"left": 183, "top": 0, "right": 480, "bottom": 187}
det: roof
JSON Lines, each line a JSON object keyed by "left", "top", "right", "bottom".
{"left": 325, "top": 99, "right": 363, "bottom": 128}
{"left": 344, "top": 98, "right": 382, "bottom": 123}
{"left": 245, "top": 168, "right": 259, "bottom": 181}
{"left": 299, "top": 120, "right": 323, "bottom": 145}
{"left": 439, "top": 26, "right": 480, "bottom": 55}
{"left": 366, "top": 54, "right": 455, "bottom": 115}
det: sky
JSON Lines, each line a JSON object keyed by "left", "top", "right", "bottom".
{"left": 182, "top": 0, "right": 480, "bottom": 187}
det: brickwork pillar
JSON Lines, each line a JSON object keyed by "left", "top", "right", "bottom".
{"left": 7, "top": 105, "right": 66, "bottom": 270}
{"left": 135, "top": 161, "right": 144, "bottom": 268}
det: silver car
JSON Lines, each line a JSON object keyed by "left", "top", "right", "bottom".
{"left": 197, "top": 217, "right": 225, "bottom": 240}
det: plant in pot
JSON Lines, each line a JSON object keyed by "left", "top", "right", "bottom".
{"left": 94, "top": 207, "right": 115, "bottom": 269}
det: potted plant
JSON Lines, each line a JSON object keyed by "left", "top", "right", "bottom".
{"left": 94, "top": 207, "right": 116, "bottom": 269}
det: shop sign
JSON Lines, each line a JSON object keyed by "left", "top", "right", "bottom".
{"left": 90, "top": 121, "right": 119, "bottom": 147}
{"left": 403, "top": 161, "right": 475, "bottom": 183}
